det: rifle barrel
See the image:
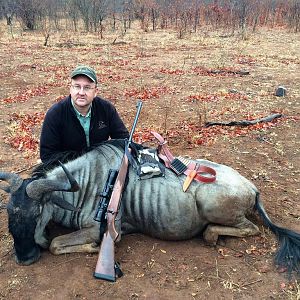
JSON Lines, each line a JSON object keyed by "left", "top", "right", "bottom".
{"left": 128, "top": 100, "right": 143, "bottom": 143}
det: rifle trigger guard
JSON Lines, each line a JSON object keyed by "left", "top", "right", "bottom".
{"left": 115, "top": 262, "right": 123, "bottom": 278}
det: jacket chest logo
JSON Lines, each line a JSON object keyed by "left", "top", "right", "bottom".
{"left": 98, "top": 121, "right": 107, "bottom": 129}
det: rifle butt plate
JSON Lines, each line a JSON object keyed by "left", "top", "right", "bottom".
{"left": 93, "top": 272, "right": 116, "bottom": 282}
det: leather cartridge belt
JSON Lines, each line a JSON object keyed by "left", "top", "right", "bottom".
{"left": 151, "top": 131, "right": 216, "bottom": 184}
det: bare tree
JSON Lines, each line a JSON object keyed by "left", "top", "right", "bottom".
{"left": 132, "top": 0, "right": 149, "bottom": 31}
{"left": 91, "top": 0, "right": 109, "bottom": 35}
{"left": 229, "top": 0, "right": 260, "bottom": 38}
{"left": 71, "top": 0, "right": 108, "bottom": 32}
{"left": 192, "top": 0, "right": 202, "bottom": 33}
{"left": 121, "top": 0, "right": 135, "bottom": 33}
{"left": 288, "top": 0, "right": 300, "bottom": 32}
{"left": 66, "top": 0, "right": 80, "bottom": 31}
{"left": 1, "top": 0, "right": 298, "bottom": 36}
{"left": 14, "top": 0, "right": 44, "bottom": 30}
{"left": 43, "top": 0, "right": 63, "bottom": 30}
{"left": 72, "top": 0, "right": 92, "bottom": 31}
{"left": 149, "top": 2, "right": 159, "bottom": 31}
{"left": 108, "top": 0, "right": 119, "bottom": 31}
{"left": 0, "top": 0, "right": 16, "bottom": 25}
{"left": 159, "top": 0, "right": 173, "bottom": 29}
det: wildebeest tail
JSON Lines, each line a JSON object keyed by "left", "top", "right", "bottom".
{"left": 255, "top": 192, "right": 300, "bottom": 275}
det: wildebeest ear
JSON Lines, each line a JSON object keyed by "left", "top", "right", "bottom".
{"left": 0, "top": 173, "right": 23, "bottom": 193}
{"left": 50, "top": 195, "right": 80, "bottom": 212}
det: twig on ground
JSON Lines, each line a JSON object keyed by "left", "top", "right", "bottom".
{"left": 240, "top": 278, "right": 263, "bottom": 288}
{"left": 205, "top": 113, "right": 283, "bottom": 127}
{"left": 215, "top": 258, "right": 219, "bottom": 278}
{"left": 208, "top": 70, "right": 250, "bottom": 76}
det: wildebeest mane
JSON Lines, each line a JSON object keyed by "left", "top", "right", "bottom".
{"left": 32, "top": 139, "right": 144, "bottom": 178}
{"left": 32, "top": 150, "right": 86, "bottom": 178}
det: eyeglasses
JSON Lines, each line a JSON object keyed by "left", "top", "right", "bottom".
{"left": 71, "top": 84, "right": 96, "bottom": 93}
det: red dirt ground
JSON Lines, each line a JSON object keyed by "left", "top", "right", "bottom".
{"left": 0, "top": 24, "right": 299, "bottom": 299}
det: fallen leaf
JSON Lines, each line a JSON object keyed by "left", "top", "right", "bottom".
{"left": 280, "top": 282, "right": 286, "bottom": 289}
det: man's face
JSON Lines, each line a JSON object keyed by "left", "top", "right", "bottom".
{"left": 70, "top": 75, "right": 97, "bottom": 112}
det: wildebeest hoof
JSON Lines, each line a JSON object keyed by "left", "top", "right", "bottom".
{"left": 203, "top": 229, "right": 218, "bottom": 246}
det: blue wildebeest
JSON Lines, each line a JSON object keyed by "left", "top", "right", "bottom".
{"left": 1, "top": 140, "right": 300, "bottom": 274}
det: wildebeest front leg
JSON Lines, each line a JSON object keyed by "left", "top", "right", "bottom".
{"left": 203, "top": 218, "right": 260, "bottom": 245}
{"left": 49, "top": 227, "right": 100, "bottom": 255}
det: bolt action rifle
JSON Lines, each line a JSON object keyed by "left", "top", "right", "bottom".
{"left": 94, "top": 100, "right": 143, "bottom": 282}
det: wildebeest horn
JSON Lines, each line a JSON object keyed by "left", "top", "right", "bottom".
{"left": 0, "top": 172, "right": 23, "bottom": 193}
{"left": 50, "top": 194, "right": 80, "bottom": 212}
{"left": 26, "top": 162, "right": 80, "bottom": 200}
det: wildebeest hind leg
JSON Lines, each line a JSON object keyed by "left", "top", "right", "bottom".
{"left": 203, "top": 218, "right": 260, "bottom": 245}
{"left": 50, "top": 227, "right": 99, "bottom": 255}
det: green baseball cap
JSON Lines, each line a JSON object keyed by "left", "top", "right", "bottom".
{"left": 71, "top": 65, "right": 97, "bottom": 84}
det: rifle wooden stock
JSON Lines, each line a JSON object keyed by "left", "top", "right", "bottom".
{"left": 94, "top": 231, "right": 115, "bottom": 281}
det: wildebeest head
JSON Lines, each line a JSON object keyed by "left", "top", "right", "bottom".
{"left": 0, "top": 163, "right": 80, "bottom": 265}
